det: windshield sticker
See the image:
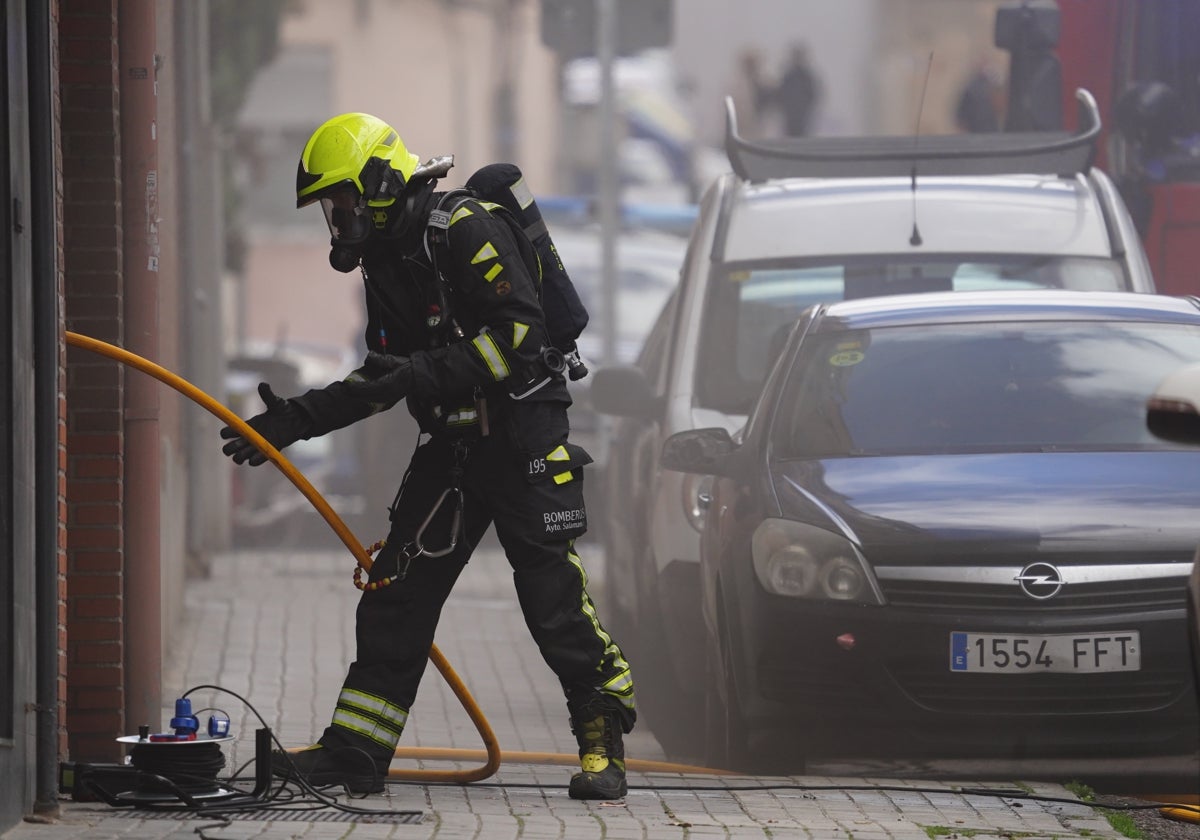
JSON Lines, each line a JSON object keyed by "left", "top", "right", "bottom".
{"left": 728, "top": 270, "right": 751, "bottom": 283}
{"left": 830, "top": 341, "right": 864, "bottom": 367}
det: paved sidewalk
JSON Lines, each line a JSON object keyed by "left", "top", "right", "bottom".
{"left": 4, "top": 544, "right": 1133, "bottom": 839}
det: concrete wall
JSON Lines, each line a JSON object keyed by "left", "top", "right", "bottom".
{"left": 1, "top": 0, "right": 39, "bottom": 830}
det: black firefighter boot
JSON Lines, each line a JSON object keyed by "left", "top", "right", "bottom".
{"left": 271, "top": 743, "right": 389, "bottom": 794}
{"left": 568, "top": 707, "right": 627, "bottom": 800}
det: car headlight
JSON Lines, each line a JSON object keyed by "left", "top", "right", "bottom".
{"left": 751, "top": 518, "right": 883, "bottom": 605}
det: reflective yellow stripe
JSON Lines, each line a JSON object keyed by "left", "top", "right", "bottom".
{"left": 553, "top": 471, "right": 573, "bottom": 484}
{"left": 510, "top": 177, "right": 535, "bottom": 210}
{"left": 512, "top": 322, "right": 529, "bottom": 348}
{"left": 336, "top": 688, "right": 409, "bottom": 730}
{"left": 332, "top": 708, "right": 403, "bottom": 749}
{"left": 602, "top": 669, "right": 634, "bottom": 697}
{"left": 472, "top": 242, "right": 498, "bottom": 264}
{"left": 547, "top": 445, "right": 569, "bottom": 462}
{"left": 472, "top": 332, "right": 510, "bottom": 380}
{"left": 330, "top": 688, "right": 409, "bottom": 749}
{"left": 484, "top": 263, "right": 503, "bottom": 282}
{"left": 446, "top": 405, "right": 479, "bottom": 426}
{"left": 449, "top": 205, "right": 473, "bottom": 226}
{"left": 479, "top": 201, "right": 503, "bottom": 213}
{"left": 565, "top": 548, "right": 634, "bottom": 710}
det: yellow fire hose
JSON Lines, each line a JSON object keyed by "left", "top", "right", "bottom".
{"left": 66, "top": 331, "right": 727, "bottom": 783}
{"left": 1143, "top": 795, "right": 1200, "bottom": 824}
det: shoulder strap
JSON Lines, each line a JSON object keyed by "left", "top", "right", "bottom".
{"left": 423, "top": 189, "right": 474, "bottom": 265}
{"left": 424, "top": 191, "right": 542, "bottom": 291}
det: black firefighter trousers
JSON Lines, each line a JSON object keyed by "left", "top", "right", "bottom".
{"left": 317, "top": 430, "right": 636, "bottom": 763}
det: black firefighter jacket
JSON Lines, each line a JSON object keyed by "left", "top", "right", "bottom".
{"left": 292, "top": 192, "right": 574, "bottom": 451}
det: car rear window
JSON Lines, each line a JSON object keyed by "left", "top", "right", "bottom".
{"left": 772, "top": 319, "right": 1200, "bottom": 457}
{"left": 695, "top": 255, "right": 1128, "bottom": 413}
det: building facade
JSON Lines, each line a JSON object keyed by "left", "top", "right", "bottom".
{"left": 3, "top": 0, "right": 214, "bottom": 830}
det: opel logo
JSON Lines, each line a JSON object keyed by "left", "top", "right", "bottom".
{"left": 1014, "top": 562, "right": 1065, "bottom": 600}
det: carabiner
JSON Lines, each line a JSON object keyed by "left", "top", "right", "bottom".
{"left": 414, "top": 486, "right": 464, "bottom": 558}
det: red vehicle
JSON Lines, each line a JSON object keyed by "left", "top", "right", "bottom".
{"left": 1055, "top": 0, "right": 1200, "bottom": 296}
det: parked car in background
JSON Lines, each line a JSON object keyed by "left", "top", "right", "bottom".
{"left": 550, "top": 223, "right": 685, "bottom": 543}
{"left": 661, "top": 290, "right": 1200, "bottom": 771}
{"left": 590, "top": 91, "right": 1159, "bottom": 757}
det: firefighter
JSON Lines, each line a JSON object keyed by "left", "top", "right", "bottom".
{"left": 219, "top": 113, "right": 635, "bottom": 799}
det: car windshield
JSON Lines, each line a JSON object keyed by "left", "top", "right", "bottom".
{"left": 696, "top": 255, "right": 1128, "bottom": 413}
{"left": 771, "top": 319, "right": 1200, "bottom": 457}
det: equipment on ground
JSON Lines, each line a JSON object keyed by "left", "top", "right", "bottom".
{"left": 59, "top": 714, "right": 271, "bottom": 808}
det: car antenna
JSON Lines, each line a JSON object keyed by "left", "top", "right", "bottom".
{"left": 909, "top": 51, "right": 934, "bottom": 247}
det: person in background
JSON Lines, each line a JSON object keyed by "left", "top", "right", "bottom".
{"left": 955, "top": 63, "right": 1002, "bottom": 133}
{"left": 775, "top": 42, "right": 822, "bottom": 136}
{"left": 728, "top": 47, "right": 775, "bottom": 138}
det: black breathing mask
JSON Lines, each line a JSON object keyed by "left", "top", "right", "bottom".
{"left": 319, "top": 171, "right": 432, "bottom": 271}
{"left": 329, "top": 241, "right": 362, "bottom": 273}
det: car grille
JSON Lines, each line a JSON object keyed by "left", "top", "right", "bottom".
{"left": 878, "top": 577, "right": 1187, "bottom": 612}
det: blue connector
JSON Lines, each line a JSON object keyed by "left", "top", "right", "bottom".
{"left": 169, "top": 698, "right": 199, "bottom": 736}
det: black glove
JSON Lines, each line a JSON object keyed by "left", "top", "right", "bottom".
{"left": 343, "top": 352, "right": 414, "bottom": 404}
{"left": 220, "top": 382, "right": 314, "bottom": 466}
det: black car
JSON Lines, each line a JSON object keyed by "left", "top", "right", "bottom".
{"left": 661, "top": 290, "right": 1200, "bottom": 771}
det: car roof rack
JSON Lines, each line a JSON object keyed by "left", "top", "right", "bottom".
{"left": 725, "top": 88, "right": 1100, "bottom": 183}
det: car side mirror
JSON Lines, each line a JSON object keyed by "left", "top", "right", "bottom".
{"left": 660, "top": 427, "right": 736, "bottom": 474}
{"left": 589, "top": 366, "right": 661, "bottom": 420}
{"left": 1147, "top": 363, "right": 1200, "bottom": 445}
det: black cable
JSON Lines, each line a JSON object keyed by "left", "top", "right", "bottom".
{"left": 179, "top": 684, "right": 412, "bottom": 818}
{"left": 128, "top": 742, "right": 225, "bottom": 792}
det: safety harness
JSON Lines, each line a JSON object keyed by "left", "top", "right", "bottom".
{"left": 354, "top": 438, "right": 469, "bottom": 592}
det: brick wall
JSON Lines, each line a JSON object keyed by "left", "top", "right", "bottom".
{"left": 60, "top": 0, "right": 125, "bottom": 763}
